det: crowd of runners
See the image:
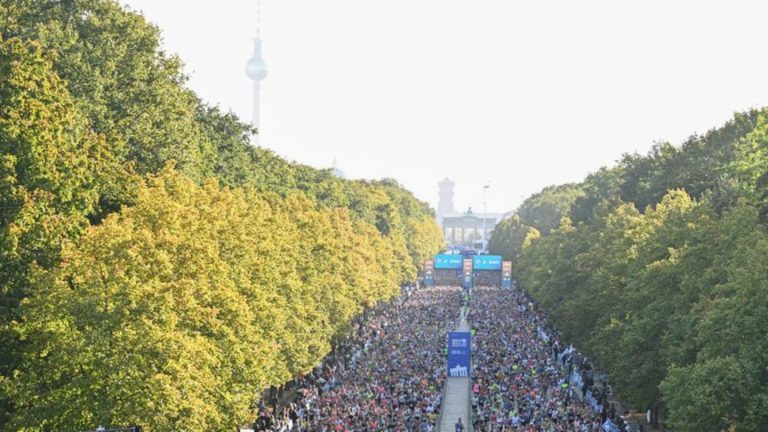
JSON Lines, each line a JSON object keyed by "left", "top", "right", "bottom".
{"left": 469, "top": 287, "right": 628, "bottom": 432}
{"left": 252, "top": 283, "right": 634, "bottom": 432}
{"left": 253, "top": 286, "right": 460, "bottom": 431}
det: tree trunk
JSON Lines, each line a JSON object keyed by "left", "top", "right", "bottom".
{"left": 650, "top": 401, "right": 662, "bottom": 429}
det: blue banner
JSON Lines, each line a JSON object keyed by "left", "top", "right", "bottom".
{"left": 447, "top": 331, "right": 471, "bottom": 377}
{"left": 473, "top": 255, "right": 502, "bottom": 270}
{"left": 501, "top": 271, "right": 512, "bottom": 289}
{"left": 435, "top": 254, "right": 463, "bottom": 269}
{"left": 462, "top": 271, "right": 473, "bottom": 289}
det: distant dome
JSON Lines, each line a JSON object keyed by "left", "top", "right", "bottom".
{"left": 246, "top": 39, "right": 267, "bottom": 81}
{"left": 332, "top": 167, "right": 346, "bottom": 178}
{"left": 332, "top": 157, "right": 345, "bottom": 178}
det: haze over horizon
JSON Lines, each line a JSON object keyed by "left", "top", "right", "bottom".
{"left": 122, "top": 0, "right": 768, "bottom": 213}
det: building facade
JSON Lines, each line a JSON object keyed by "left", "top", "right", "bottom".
{"left": 441, "top": 208, "right": 504, "bottom": 248}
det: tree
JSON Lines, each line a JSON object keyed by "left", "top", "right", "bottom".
{"left": 488, "top": 215, "right": 539, "bottom": 266}
{"left": 496, "top": 109, "right": 768, "bottom": 428}
{"left": 662, "top": 205, "right": 768, "bottom": 431}
{"left": 1, "top": 0, "right": 215, "bottom": 182}
{"left": 6, "top": 169, "right": 282, "bottom": 431}
{"left": 516, "top": 183, "right": 584, "bottom": 234}
{"left": 729, "top": 112, "right": 768, "bottom": 220}
{"left": 4, "top": 167, "right": 428, "bottom": 431}
{"left": 0, "top": 3, "right": 445, "bottom": 428}
{"left": 0, "top": 36, "right": 111, "bottom": 425}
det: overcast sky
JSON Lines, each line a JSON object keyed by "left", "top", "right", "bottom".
{"left": 122, "top": 0, "right": 768, "bottom": 213}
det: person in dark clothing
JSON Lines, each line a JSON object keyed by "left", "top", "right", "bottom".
{"left": 455, "top": 417, "right": 464, "bottom": 432}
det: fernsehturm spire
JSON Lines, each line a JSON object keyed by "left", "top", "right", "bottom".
{"left": 245, "top": 0, "right": 267, "bottom": 140}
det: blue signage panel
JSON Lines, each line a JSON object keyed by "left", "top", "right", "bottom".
{"left": 423, "top": 260, "right": 435, "bottom": 287}
{"left": 462, "top": 270, "right": 473, "bottom": 289}
{"left": 434, "top": 254, "right": 463, "bottom": 269}
{"left": 447, "top": 331, "right": 471, "bottom": 377}
{"left": 473, "top": 255, "right": 503, "bottom": 270}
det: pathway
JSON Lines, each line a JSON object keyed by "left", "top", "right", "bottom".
{"left": 438, "top": 307, "right": 472, "bottom": 432}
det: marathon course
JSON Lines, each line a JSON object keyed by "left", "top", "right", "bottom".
{"left": 253, "top": 285, "right": 632, "bottom": 432}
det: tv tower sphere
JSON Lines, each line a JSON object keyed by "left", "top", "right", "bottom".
{"left": 246, "top": 39, "right": 267, "bottom": 81}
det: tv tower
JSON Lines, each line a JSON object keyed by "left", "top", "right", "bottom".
{"left": 245, "top": 0, "right": 267, "bottom": 144}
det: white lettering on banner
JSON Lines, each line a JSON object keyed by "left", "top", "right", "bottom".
{"left": 451, "top": 338, "right": 467, "bottom": 348}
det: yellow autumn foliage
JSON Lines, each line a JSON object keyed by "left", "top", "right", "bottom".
{"left": 7, "top": 168, "right": 417, "bottom": 431}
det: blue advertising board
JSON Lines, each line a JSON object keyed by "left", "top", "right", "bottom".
{"left": 434, "top": 254, "right": 463, "bottom": 269}
{"left": 462, "top": 273, "right": 473, "bottom": 289}
{"left": 447, "top": 331, "right": 471, "bottom": 377}
{"left": 473, "top": 255, "right": 503, "bottom": 270}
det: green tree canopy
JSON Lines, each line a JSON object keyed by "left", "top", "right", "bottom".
{"left": 0, "top": 2, "right": 444, "bottom": 429}
{"left": 492, "top": 108, "right": 768, "bottom": 430}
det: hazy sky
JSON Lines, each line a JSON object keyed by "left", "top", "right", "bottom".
{"left": 122, "top": 0, "right": 768, "bottom": 213}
